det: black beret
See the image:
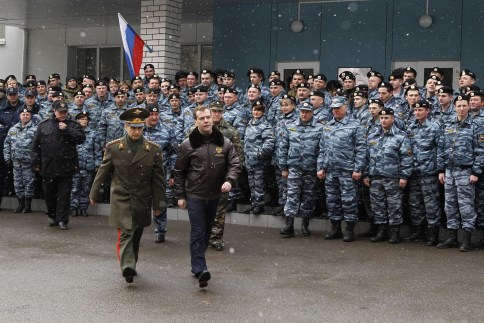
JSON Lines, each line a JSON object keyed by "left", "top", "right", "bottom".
{"left": 438, "top": 86, "right": 453, "bottom": 95}
{"left": 367, "top": 70, "right": 384, "bottom": 80}
{"left": 144, "top": 64, "right": 155, "bottom": 70}
{"left": 378, "top": 82, "right": 393, "bottom": 92}
{"left": 369, "top": 98, "right": 384, "bottom": 107}
{"left": 414, "top": 99, "right": 430, "bottom": 109}
{"left": 460, "top": 69, "right": 476, "bottom": 79}
{"left": 339, "top": 71, "right": 356, "bottom": 81}
{"left": 378, "top": 108, "right": 394, "bottom": 116}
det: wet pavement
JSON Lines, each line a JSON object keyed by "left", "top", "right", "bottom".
{"left": 1, "top": 210, "right": 483, "bottom": 322}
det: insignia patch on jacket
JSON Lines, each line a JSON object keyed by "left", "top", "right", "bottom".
{"left": 407, "top": 149, "right": 413, "bottom": 156}
{"left": 368, "top": 140, "right": 378, "bottom": 146}
{"left": 288, "top": 127, "right": 297, "bottom": 132}
{"left": 444, "top": 129, "right": 455, "bottom": 134}
{"left": 214, "top": 146, "right": 224, "bottom": 157}
{"left": 479, "top": 134, "right": 484, "bottom": 143}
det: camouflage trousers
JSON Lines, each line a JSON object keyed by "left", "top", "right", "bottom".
{"left": 370, "top": 177, "right": 403, "bottom": 226}
{"left": 247, "top": 165, "right": 266, "bottom": 206}
{"left": 325, "top": 169, "right": 358, "bottom": 223}
{"left": 408, "top": 175, "right": 441, "bottom": 227}
{"left": 356, "top": 181, "right": 373, "bottom": 219}
{"left": 153, "top": 205, "right": 168, "bottom": 235}
{"left": 165, "top": 173, "right": 174, "bottom": 200}
{"left": 210, "top": 193, "right": 228, "bottom": 244}
{"left": 12, "top": 161, "right": 35, "bottom": 198}
{"left": 444, "top": 167, "right": 476, "bottom": 231}
{"left": 284, "top": 168, "right": 317, "bottom": 218}
{"left": 474, "top": 176, "right": 484, "bottom": 227}
{"left": 274, "top": 166, "right": 288, "bottom": 206}
{"left": 70, "top": 170, "right": 94, "bottom": 210}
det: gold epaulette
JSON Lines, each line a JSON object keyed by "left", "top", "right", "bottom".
{"left": 147, "top": 140, "right": 160, "bottom": 148}
{"left": 106, "top": 138, "right": 123, "bottom": 149}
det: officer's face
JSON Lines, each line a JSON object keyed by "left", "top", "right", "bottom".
{"left": 54, "top": 110, "right": 68, "bottom": 121}
{"left": 195, "top": 109, "right": 213, "bottom": 135}
{"left": 269, "top": 85, "right": 283, "bottom": 97}
{"left": 216, "top": 75, "right": 224, "bottom": 85}
{"left": 149, "top": 79, "right": 161, "bottom": 90}
{"left": 405, "top": 90, "right": 420, "bottom": 106}
{"left": 194, "top": 92, "right": 208, "bottom": 103}
{"left": 187, "top": 75, "right": 197, "bottom": 87}
{"left": 389, "top": 78, "right": 403, "bottom": 90}
{"left": 223, "top": 93, "right": 237, "bottom": 106}
{"left": 332, "top": 105, "right": 347, "bottom": 120}
{"left": 470, "top": 96, "right": 483, "bottom": 111}
{"left": 115, "top": 94, "right": 126, "bottom": 106}
{"left": 135, "top": 92, "right": 145, "bottom": 103}
{"left": 201, "top": 73, "right": 213, "bottom": 86}
{"left": 249, "top": 73, "right": 262, "bottom": 85}
{"left": 49, "top": 78, "right": 60, "bottom": 87}
{"left": 280, "top": 99, "right": 295, "bottom": 114}
{"left": 438, "top": 93, "right": 452, "bottom": 107}
{"left": 378, "top": 88, "right": 392, "bottom": 103}
{"left": 369, "top": 103, "right": 382, "bottom": 117}
{"left": 367, "top": 76, "right": 381, "bottom": 90}
{"left": 132, "top": 79, "right": 143, "bottom": 88}
{"left": 292, "top": 74, "right": 305, "bottom": 86}
{"left": 146, "top": 112, "right": 160, "bottom": 127}
{"left": 309, "top": 96, "right": 324, "bottom": 109}
{"left": 170, "top": 98, "right": 181, "bottom": 109}
{"left": 210, "top": 110, "right": 223, "bottom": 124}
{"left": 403, "top": 71, "right": 416, "bottom": 81}
{"left": 353, "top": 96, "right": 367, "bottom": 108}
{"left": 125, "top": 124, "right": 143, "bottom": 141}
{"left": 146, "top": 93, "right": 158, "bottom": 104}
{"left": 252, "top": 107, "right": 264, "bottom": 119}
{"left": 7, "top": 93, "right": 18, "bottom": 104}
{"left": 459, "top": 75, "right": 474, "bottom": 88}
{"left": 247, "top": 88, "right": 261, "bottom": 101}
{"left": 83, "top": 88, "right": 93, "bottom": 98}
{"left": 312, "top": 79, "right": 325, "bottom": 90}
{"left": 426, "top": 79, "right": 438, "bottom": 93}
{"left": 268, "top": 75, "right": 279, "bottom": 82}
{"left": 37, "top": 84, "right": 46, "bottom": 94}
{"left": 77, "top": 117, "right": 89, "bottom": 127}
{"left": 343, "top": 79, "right": 355, "bottom": 90}
{"left": 67, "top": 79, "right": 78, "bottom": 89}
{"left": 20, "top": 112, "right": 31, "bottom": 124}
{"left": 160, "top": 82, "right": 171, "bottom": 94}
{"left": 379, "top": 115, "right": 394, "bottom": 130}
{"left": 74, "top": 95, "right": 86, "bottom": 106}
{"left": 144, "top": 67, "right": 155, "bottom": 78}
{"left": 223, "top": 77, "right": 235, "bottom": 87}
{"left": 177, "top": 77, "right": 187, "bottom": 88}
{"left": 455, "top": 100, "right": 470, "bottom": 119}
{"left": 109, "top": 83, "right": 119, "bottom": 94}
{"left": 297, "top": 88, "right": 310, "bottom": 100}
{"left": 414, "top": 107, "right": 429, "bottom": 122}
{"left": 96, "top": 85, "right": 108, "bottom": 98}
{"left": 25, "top": 96, "right": 36, "bottom": 106}
{"left": 300, "top": 109, "right": 314, "bottom": 123}
{"left": 83, "top": 78, "right": 95, "bottom": 87}
{"left": 188, "top": 93, "right": 195, "bottom": 102}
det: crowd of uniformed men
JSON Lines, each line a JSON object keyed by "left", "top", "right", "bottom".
{"left": 1, "top": 64, "right": 484, "bottom": 252}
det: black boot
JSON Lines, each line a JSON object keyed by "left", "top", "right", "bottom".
{"left": 23, "top": 197, "right": 32, "bottom": 213}
{"left": 371, "top": 224, "right": 387, "bottom": 242}
{"left": 472, "top": 227, "right": 484, "bottom": 249}
{"left": 14, "top": 197, "right": 25, "bottom": 213}
{"left": 343, "top": 221, "right": 356, "bottom": 242}
{"left": 325, "top": 220, "right": 342, "bottom": 240}
{"left": 280, "top": 217, "right": 294, "bottom": 237}
{"left": 241, "top": 204, "right": 255, "bottom": 214}
{"left": 272, "top": 206, "right": 284, "bottom": 216}
{"left": 226, "top": 199, "right": 237, "bottom": 212}
{"left": 80, "top": 209, "right": 89, "bottom": 217}
{"left": 425, "top": 226, "right": 439, "bottom": 246}
{"left": 301, "top": 217, "right": 311, "bottom": 236}
{"left": 251, "top": 205, "right": 265, "bottom": 215}
{"left": 436, "top": 229, "right": 457, "bottom": 249}
{"left": 388, "top": 225, "right": 400, "bottom": 244}
{"left": 360, "top": 220, "right": 377, "bottom": 238}
{"left": 459, "top": 230, "right": 472, "bottom": 252}
{"left": 404, "top": 224, "right": 424, "bottom": 242}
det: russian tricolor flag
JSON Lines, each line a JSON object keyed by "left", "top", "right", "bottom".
{"left": 118, "top": 13, "right": 152, "bottom": 79}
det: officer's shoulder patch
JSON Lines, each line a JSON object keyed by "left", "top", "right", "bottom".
{"left": 407, "top": 149, "right": 413, "bottom": 156}
{"left": 106, "top": 138, "right": 122, "bottom": 147}
{"left": 479, "top": 134, "right": 484, "bottom": 143}
{"left": 148, "top": 140, "right": 160, "bottom": 148}
{"left": 288, "top": 127, "right": 297, "bottom": 132}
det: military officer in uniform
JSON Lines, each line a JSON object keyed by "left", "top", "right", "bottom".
{"left": 90, "top": 107, "right": 166, "bottom": 283}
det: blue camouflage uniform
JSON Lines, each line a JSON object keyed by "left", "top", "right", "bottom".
{"left": 318, "top": 115, "right": 366, "bottom": 223}
{"left": 3, "top": 120, "right": 38, "bottom": 198}
{"left": 352, "top": 104, "right": 371, "bottom": 126}
{"left": 437, "top": 115, "right": 484, "bottom": 231}
{"left": 366, "top": 124, "right": 413, "bottom": 226}
{"left": 265, "top": 92, "right": 285, "bottom": 126}
{"left": 85, "top": 95, "right": 112, "bottom": 131}
{"left": 244, "top": 116, "right": 275, "bottom": 207}
{"left": 175, "top": 104, "right": 196, "bottom": 144}
{"left": 279, "top": 115, "right": 323, "bottom": 219}
{"left": 406, "top": 118, "right": 442, "bottom": 227}
{"left": 432, "top": 103, "right": 456, "bottom": 128}
{"left": 144, "top": 122, "right": 178, "bottom": 236}
{"left": 97, "top": 103, "right": 129, "bottom": 147}
{"left": 70, "top": 126, "right": 102, "bottom": 212}
{"left": 223, "top": 102, "right": 250, "bottom": 141}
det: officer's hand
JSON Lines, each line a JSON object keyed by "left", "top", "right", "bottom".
{"left": 58, "top": 122, "right": 67, "bottom": 130}
{"left": 178, "top": 199, "right": 187, "bottom": 209}
{"left": 352, "top": 172, "right": 362, "bottom": 181}
{"left": 33, "top": 166, "right": 40, "bottom": 172}
{"left": 470, "top": 175, "right": 478, "bottom": 185}
{"left": 317, "top": 170, "right": 326, "bottom": 180}
{"left": 221, "top": 181, "right": 232, "bottom": 193}
{"left": 153, "top": 209, "right": 161, "bottom": 217}
{"left": 438, "top": 173, "right": 445, "bottom": 184}
{"left": 168, "top": 178, "right": 175, "bottom": 187}
{"left": 399, "top": 179, "right": 407, "bottom": 189}
{"left": 363, "top": 178, "right": 370, "bottom": 187}
{"left": 90, "top": 199, "right": 97, "bottom": 205}
{"left": 281, "top": 170, "right": 289, "bottom": 178}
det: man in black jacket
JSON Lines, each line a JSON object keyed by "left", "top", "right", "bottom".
{"left": 174, "top": 106, "right": 240, "bottom": 288}
{"left": 31, "top": 101, "right": 86, "bottom": 229}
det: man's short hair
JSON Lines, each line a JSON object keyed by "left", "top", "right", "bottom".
{"left": 193, "top": 106, "right": 210, "bottom": 119}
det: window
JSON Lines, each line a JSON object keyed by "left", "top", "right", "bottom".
{"left": 68, "top": 47, "right": 130, "bottom": 81}
{"left": 181, "top": 44, "right": 212, "bottom": 72}
{"left": 394, "top": 61, "right": 460, "bottom": 89}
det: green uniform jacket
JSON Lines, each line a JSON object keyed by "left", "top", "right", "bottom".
{"left": 90, "top": 135, "right": 166, "bottom": 229}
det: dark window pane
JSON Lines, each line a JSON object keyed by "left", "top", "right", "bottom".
{"left": 201, "top": 44, "right": 212, "bottom": 70}
{"left": 423, "top": 67, "right": 454, "bottom": 87}
{"left": 77, "top": 48, "right": 97, "bottom": 77}
{"left": 181, "top": 45, "right": 198, "bottom": 72}
{"left": 100, "top": 47, "right": 121, "bottom": 79}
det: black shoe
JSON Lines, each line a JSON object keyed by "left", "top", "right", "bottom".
{"left": 241, "top": 204, "right": 256, "bottom": 214}
{"left": 426, "top": 226, "right": 439, "bottom": 246}
{"left": 198, "top": 270, "right": 211, "bottom": 288}
{"left": 122, "top": 267, "right": 135, "bottom": 283}
{"left": 48, "top": 218, "right": 57, "bottom": 227}
{"left": 70, "top": 209, "right": 78, "bottom": 217}
{"left": 272, "top": 206, "right": 284, "bottom": 216}
{"left": 166, "top": 198, "right": 175, "bottom": 208}
{"left": 58, "top": 221, "right": 68, "bottom": 230}
{"left": 404, "top": 225, "right": 424, "bottom": 242}
{"left": 23, "top": 198, "right": 32, "bottom": 213}
{"left": 360, "top": 221, "right": 377, "bottom": 238}
{"left": 226, "top": 200, "right": 237, "bottom": 212}
{"left": 14, "top": 197, "right": 25, "bottom": 213}
{"left": 280, "top": 217, "right": 294, "bottom": 237}
{"left": 155, "top": 234, "right": 165, "bottom": 243}
{"left": 301, "top": 217, "right": 311, "bottom": 236}
{"left": 212, "top": 242, "right": 224, "bottom": 251}
{"left": 388, "top": 225, "right": 400, "bottom": 244}
{"left": 436, "top": 229, "right": 457, "bottom": 249}
{"left": 325, "top": 220, "right": 342, "bottom": 240}
{"left": 370, "top": 224, "right": 387, "bottom": 242}
{"left": 343, "top": 221, "right": 356, "bottom": 242}
{"left": 250, "top": 206, "right": 265, "bottom": 215}
{"left": 80, "top": 209, "right": 89, "bottom": 217}
{"left": 460, "top": 230, "right": 472, "bottom": 252}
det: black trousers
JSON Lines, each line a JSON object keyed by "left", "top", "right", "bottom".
{"left": 43, "top": 176, "right": 73, "bottom": 224}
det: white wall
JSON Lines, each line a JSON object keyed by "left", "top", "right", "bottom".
{"left": 0, "top": 26, "right": 25, "bottom": 79}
